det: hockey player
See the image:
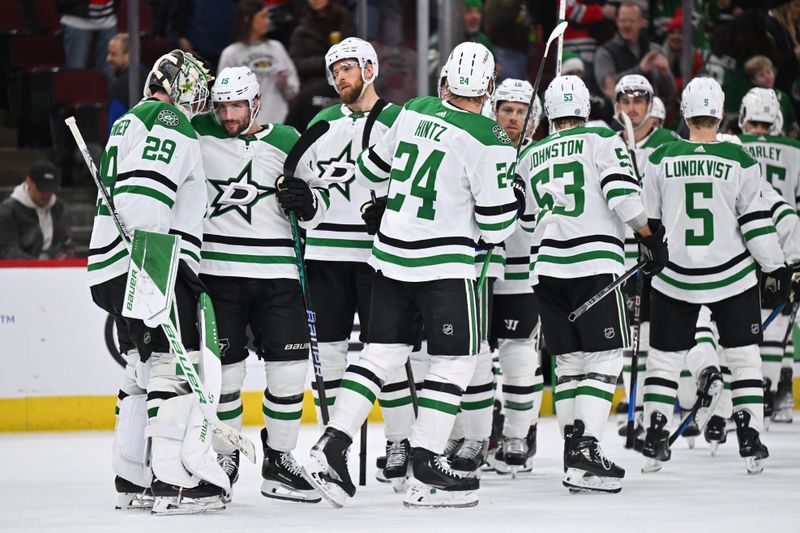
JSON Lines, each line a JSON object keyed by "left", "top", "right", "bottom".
{"left": 88, "top": 50, "right": 230, "bottom": 513}
{"left": 737, "top": 87, "right": 800, "bottom": 423}
{"left": 612, "top": 75, "right": 679, "bottom": 442}
{"left": 641, "top": 77, "right": 790, "bottom": 475}
{"left": 300, "top": 38, "right": 414, "bottom": 488}
{"left": 485, "top": 78, "right": 543, "bottom": 476}
{"left": 518, "top": 74, "right": 668, "bottom": 493}
{"left": 302, "top": 42, "right": 523, "bottom": 508}
{"left": 649, "top": 96, "right": 666, "bottom": 129}
{"left": 192, "top": 66, "right": 327, "bottom": 503}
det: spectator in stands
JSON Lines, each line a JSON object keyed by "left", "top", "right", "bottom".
{"left": 219, "top": 0, "right": 300, "bottom": 125}
{"left": 462, "top": 0, "right": 494, "bottom": 54}
{"left": 561, "top": 51, "right": 614, "bottom": 126}
{"left": 0, "top": 161, "right": 73, "bottom": 260}
{"left": 767, "top": 1, "right": 800, "bottom": 101}
{"left": 171, "top": 0, "right": 238, "bottom": 69}
{"left": 106, "top": 33, "right": 147, "bottom": 133}
{"left": 57, "top": 0, "right": 119, "bottom": 84}
{"left": 663, "top": 10, "right": 702, "bottom": 94}
{"left": 286, "top": 0, "right": 356, "bottom": 129}
{"left": 744, "top": 55, "right": 799, "bottom": 137}
{"left": 593, "top": 1, "right": 676, "bottom": 105}
{"left": 484, "top": 0, "right": 532, "bottom": 81}
{"left": 560, "top": 0, "right": 617, "bottom": 93}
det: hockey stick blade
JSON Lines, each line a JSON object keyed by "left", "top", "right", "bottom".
{"left": 284, "top": 120, "right": 330, "bottom": 179}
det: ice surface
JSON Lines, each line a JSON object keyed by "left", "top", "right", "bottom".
{"left": 1, "top": 418, "right": 798, "bottom": 533}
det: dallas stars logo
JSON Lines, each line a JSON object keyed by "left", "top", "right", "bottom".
{"left": 316, "top": 141, "right": 355, "bottom": 199}
{"left": 208, "top": 161, "right": 275, "bottom": 223}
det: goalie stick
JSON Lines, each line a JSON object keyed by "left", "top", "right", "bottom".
{"left": 65, "top": 116, "right": 257, "bottom": 463}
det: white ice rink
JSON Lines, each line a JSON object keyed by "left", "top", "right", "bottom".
{"left": 1, "top": 417, "right": 798, "bottom": 533}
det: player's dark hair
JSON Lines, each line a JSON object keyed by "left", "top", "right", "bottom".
{"left": 552, "top": 117, "right": 586, "bottom": 130}
{"left": 687, "top": 116, "right": 720, "bottom": 129}
{"left": 235, "top": 0, "right": 268, "bottom": 44}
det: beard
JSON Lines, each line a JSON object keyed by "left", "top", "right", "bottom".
{"left": 339, "top": 77, "right": 365, "bottom": 105}
{"left": 221, "top": 117, "right": 249, "bottom": 137}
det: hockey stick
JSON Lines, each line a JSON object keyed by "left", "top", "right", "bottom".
{"left": 65, "top": 116, "right": 257, "bottom": 463}
{"left": 555, "top": 0, "right": 567, "bottom": 78}
{"left": 569, "top": 260, "right": 646, "bottom": 322}
{"left": 780, "top": 299, "right": 799, "bottom": 353}
{"left": 762, "top": 303, "right": 785, "bottom": 331}
{"left": 619, "top": 111, "right": 644, "bottom": 449}
{"left": 282, "top": 119, "right": 332, "bottom": 425}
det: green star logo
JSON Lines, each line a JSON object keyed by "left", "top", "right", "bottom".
{"left": 208, "top": 161, "right": 275, "bottom": 223}
{"left": 316, "top": 141, "right": 356, "bottom": 200}
{"left": 180, "top": 79, "right": 195, "bottom": 93}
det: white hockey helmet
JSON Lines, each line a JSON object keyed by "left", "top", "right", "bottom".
{"left": 681, "top": 77, "right": 724, "bottom": 120}
{"left": 493, "top": 78, "right": 533, "bottom": 111}
{"left": 212, "top": 66, "right": 261, "bottom": 130}
{"left": 544, "top": 75, "right": 590, "bottom": 120}
{"left": 144, "top": 49, "right": 214, "bottom": 119}
{"left": 445, "top": 42, "right": 495, "bottom": 98}
{"left": 739, "top": 87, "right": 782, "bottom": 134}
{"left": 325, "top": 37, "right": 379, "bottom": 89}
{"left": 615, "top": 74, "right": 653, "bottom": 102}
{"left": 650, "top": 96, "right": 666, "bottom": 121}
{"left": 438, "top": 64, "right": 449, "bottom": 98}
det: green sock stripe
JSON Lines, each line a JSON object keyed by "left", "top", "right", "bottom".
{"left": 554, "top": 388, "right": 577, "bottom": 402}
{"left": 504, "top": 400, "right": 534, "bottom": 411}
{"left": 460, "top": 398, "right": 494, "bottom": 410}
{"left": 732, "top": 395, "right": 764, "bottom": 406}
{"left": 419, "top": 397, "right": 460, "bottom": 415}
{"left": 379, "top": 396, "right": 413, "bottom": 408}
{"left": 262, "top": 405, "right": 303, "bottom": 420}
{"left": 340, "top": 379, "right": 377, "bottom": 405}
{"left": 643, "top": 393, "right": 676, "bottom": 405}
{"left": 313, "top": 396, "right": 336, "bottom": 407}
{"left": 679, "top": 370, "right": 692, "bottom": 378}
{"left": 147, "top": 407, "right": 159, "bottom": 418}
{"left": 623, "top": 365, "right": 647, "bottom": 372}
{"left": 761, "top": 354, "right": 783, "bottom": 362}
{"left": 575, "top": 385, "right": 614, "bottom": 402}
{"left": 218, "top": 405, "right": 243, "bottom": 421}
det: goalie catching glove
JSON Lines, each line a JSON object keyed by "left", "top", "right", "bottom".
{"left": 635, "top": 222, "right": 669, "bottom": 276}
{"left": 276, "top": 175, "right": 318, "bottom": 221}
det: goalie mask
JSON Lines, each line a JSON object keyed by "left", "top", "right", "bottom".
{"left": 144, "top": 50, "right": 214, "bottom": 120}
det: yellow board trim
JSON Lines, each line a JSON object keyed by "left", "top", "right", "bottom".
{"left": 2, "top": 383, "right": 798, "bottom": 432}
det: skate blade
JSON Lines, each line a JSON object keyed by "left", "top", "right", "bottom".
{"left": 402, "top": 483, "right": 478, "bottom": 508}
{"left": 300, "top": 454, "right": 349, "bottom": 509}
{"left": 771, "top": 409, "right": 793, "bottom": 424}
{"left": 151, "top": 495, "right": 225, "bottom": 515}
{"left": 641, "top": 458, "right": 662, "bottom": 474}
{"left": 388, "top": 475, "right": 409, "bottom": 494}
{"left": 115, "top": 492, "right": 154, "bottom": 511}
{"left": 685, "top": 437, "right": 696, "bottom": 449}
{"left": 375, "top": 469, "right": 389, "bottom": 483}
{"left": 744, "top": 457, "right": 766, "bottom": 475}
{"left": 562, "top": 468, "right": 621, "bottom": 494}
{"left": 260, "top": 479, "right": 321, "bottom": 503}
{"left": 709, "top": 442, "right": 720, "bottom": 457}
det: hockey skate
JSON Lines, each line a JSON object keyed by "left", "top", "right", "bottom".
{"left": 261, "top": 429, "right": 321, "bottom": 503}
{"left": 694, "top": 366, "right": 724, "bottom": 430}
{"left": 114, "top": 476, "right": 154, "bottom": 511}
{"left": 497, "top": 437, "right": 528, "bottom": 478}
{"left": 733, "top": 410, "right": 769, "bottom": 475}
{"left": 403, "top": 447, "right": 479, "bottom": 508}
{"left": 150, "top": 479, "right": 226, "bottom": 515}
{"left": 375, "top": 455, "right": 388, "bottom": 483}
{"left": 301, "top": 427, "right": 356, "bottom": 508}
{"left": 771, "top": 368, "right": 794, "bottom": 423}
{"left": 496, "top": 425, "right": 537, "bottom": 476}
{"left": 641, "top": 412, "right": 671, "bottom": 473}
{"left": 450, "top": 438, "right": 488, "bottom": 477}
{"left": 383, "top": 439, "right": 411, "bottom": 492}
{"left": 704, "top": 415, "right": 727, "bottom": 456}
{"left": 681, "top": 419, "right": 700, "bottom": 449}
{"left": 216, "top": 450, "right": 239, "bottom": 503}
{"left": 562, "top": 421, "right": 624, "bottom": 494}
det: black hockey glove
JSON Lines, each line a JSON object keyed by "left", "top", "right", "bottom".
{"left": 760, "top": 265, "right": 791, "bottom": 308}
{"left": 512, "top": 173, "right": 526, "bottom": 216}
{"left": 360, "top": 196, "right": 387, "bottom": 235}
{"left": 792, "top": 264, "right": 800, "bottom": 302}
{"left": 636, "top": 222, "right": 668, "bottom": 276}
{"left": 276, "top": 175, "right": 318, "bottom": 221}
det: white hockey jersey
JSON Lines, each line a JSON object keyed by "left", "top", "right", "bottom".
{"left": 191, "top": 114, "right": 327, "bottom": 279}
{"left": 355, "top": 96, "right": 519, "bottom": 282}
{"left": 643, "top": 140, "right": 785, "bottom": 304}
{"left": 88, "top": 99, "right": 206, "bottom": 286}
{"left": 303, "top": 102, "right": 401, "bottom": 263}
{"left": 518, "top": 126, "right": 644, "bottom": 284}
{"left": 621, "top": 127, "right": 680, "bottom": 269}
{"left": 739, "top": 133, "right": 800, "bottom": 209}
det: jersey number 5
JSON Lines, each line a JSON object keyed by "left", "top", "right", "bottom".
{"left": 685, "top": 182, "right": 714, "bottom": 245}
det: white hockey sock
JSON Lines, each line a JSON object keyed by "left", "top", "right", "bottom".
{"left": 726, "top": 344, "right": 764, "bottom": 433}
{"left": 328, "top": 343, "right": 410, "bottom": 439}
{"left": 263, "top": 359, "right": 307, "bottom": 452}
{"left": 379, "top": 362, "right": 415, "bottom": 443}
{"left": 643, "top": 348, "right": 683, "bottom": 429}
{"left": 574, "top": 349, "right": 623, "bottom": 439}
{"left": 553, "top": 351, "right": 582, "bottom": 435}
{"left": 411, "top": 355, "right": 476, "bottom": 454}
{"left": 532, "top": 367, "right": 544, "bottom": 426}
{"left": 459, "top": 345, "right": 494, "bottom": 440}
{"left": 311, "top": 340, "right": 348, "bottom": 423}
{"left": 677, "top": 367, "right": 695, "bottom": 411}
{"left": 214, "top": 360, "right": 246, "bottom": 454}
{"left": 498, "top": 337, "right": 538, "bottom": 438}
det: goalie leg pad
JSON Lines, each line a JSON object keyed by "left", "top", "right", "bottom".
{"left": 263, "top": 359, "right": 307, "bottom": 451}
{"left": 113, "top": 393, "right": 152, "bottom": 489}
